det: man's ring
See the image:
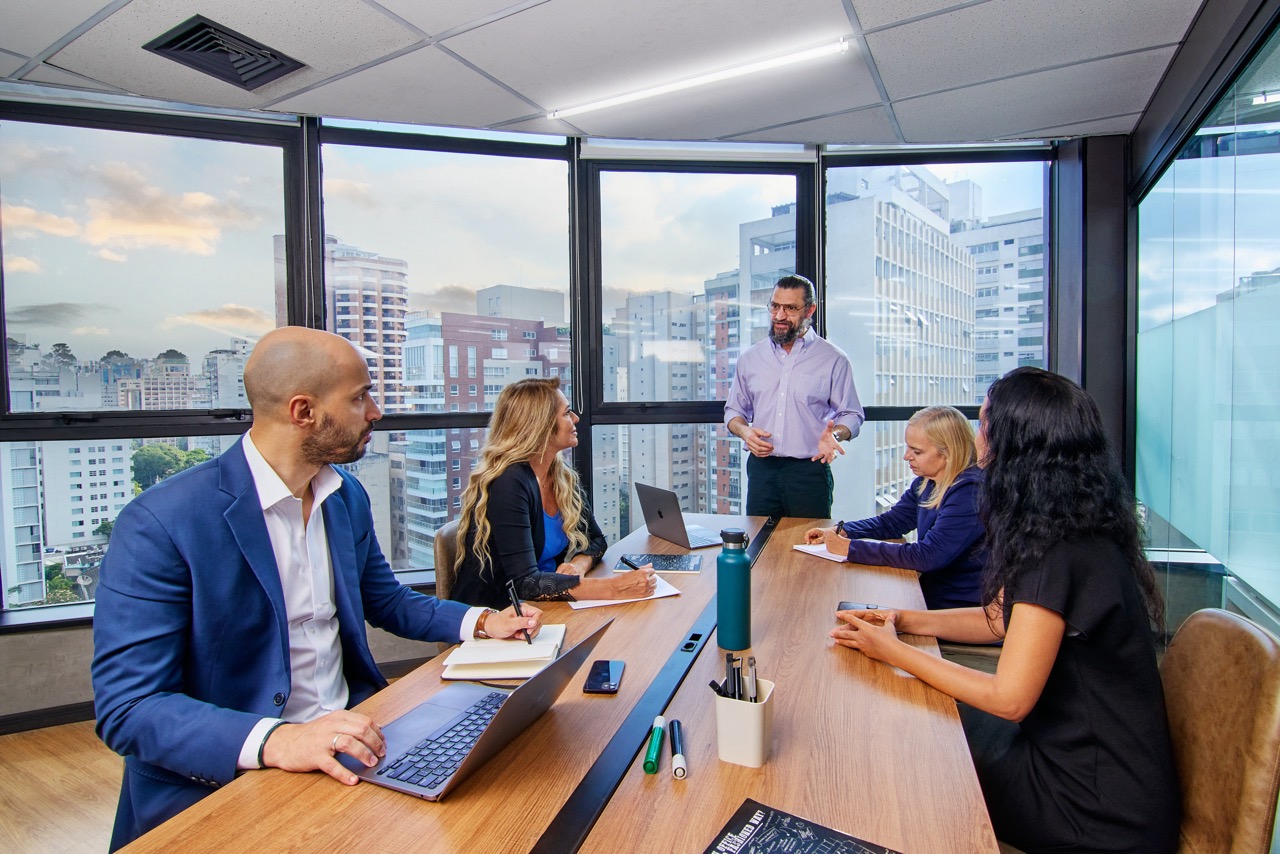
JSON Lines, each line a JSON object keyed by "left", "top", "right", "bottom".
{"left": 330, "top": 734, "right": 341, "bottom": 754}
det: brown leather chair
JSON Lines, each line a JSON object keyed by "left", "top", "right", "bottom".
{"left": 1161, "top": 608, "right": 1280, "bottom": 853}
{"left": 432, "top": 519, "right": 460, "bottom": 600}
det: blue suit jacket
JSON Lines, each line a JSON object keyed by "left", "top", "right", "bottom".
{"left": 91, "top": 439, "right": 468, "bottom": 849}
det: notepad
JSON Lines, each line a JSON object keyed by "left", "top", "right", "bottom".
{"left": 441, "top": 624, "right": 567, "bottom": 681}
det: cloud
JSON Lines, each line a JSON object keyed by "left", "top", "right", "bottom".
{"left": 97, "top": 249, "right": 127, "bottom": 263}
{"left": 324, "top": 178, "right": 381, "bottom": 210}
{"left": 72, "top": 326, "right": 109, "bottom": 336}
{"left": 5, "top": 255, "right": 42, "bottom": 273}
{"left": 6, "top": 302, "right": 114, "bottom": 326}
{"left": 1, "top": 202, "right": 81, "bottom": 238}
{"left": 409, "top": 285, "right": 477, "bottom": 315}
{"left": 81, "top": 162, "right": 265, "bottom": 255}
{"left": 164, "top": 304, "right": 275, "bottom": 339}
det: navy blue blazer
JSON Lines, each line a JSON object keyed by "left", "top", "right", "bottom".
{"left": 92, "top": 438, "right": 468, "bottom": 849}
{"left": 841, "top": 466, "right": 985, "bottom": 609}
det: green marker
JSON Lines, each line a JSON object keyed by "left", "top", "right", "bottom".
{"left": 643, "top": 715, "right": 665, "bottom": 774}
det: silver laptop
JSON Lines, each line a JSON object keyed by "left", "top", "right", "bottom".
{"left": 634, "top": 482, "right": 721, "bottom": 549}
{"left": 339, "top": 619, "right": 611, "bottom": 800}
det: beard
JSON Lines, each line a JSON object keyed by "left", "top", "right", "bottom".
{"left": 769, "top": 315, "right": 810, "bottom": 346}
{"left": 301, "top": 414, "right": 370, "bottom": 466}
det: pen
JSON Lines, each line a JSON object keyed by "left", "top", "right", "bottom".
{"left": 643, "top": 715, "right": 665, "bottom": 774}
{"left": 725, "top": 653, "right": 734, "bottom": 699}
{"left": 618, "top": 555, "right": 644, "bottom": 572}
{"left": 505, "top": 580, "right": 533, "bottom": 645}
{"left": 709, "top": 679, "right": 725, "bottom": 697}
{"left": 747, "top": 655, "right": 758, "bottom": 703}
{"left": 669, "top": 719, "right": 687, "bottom": 779}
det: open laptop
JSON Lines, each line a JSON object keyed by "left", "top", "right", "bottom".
{"left": 339, "top": 618, "right": 611, "bottom": 800}
{"left": 634, "top": 482, "right": 721, "bottom": 549}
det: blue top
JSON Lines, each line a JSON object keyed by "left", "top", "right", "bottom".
{"left": 538, "top": 511, "right": 569, "bottom": 572}
{"left": 840, "top": 466, "right": 985, "bottom": 609}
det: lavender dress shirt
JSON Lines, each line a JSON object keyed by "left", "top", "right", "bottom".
{"left": 723, "top": 331, "right": 864, "bottom": 459}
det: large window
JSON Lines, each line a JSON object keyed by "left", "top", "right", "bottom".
{"left": 319, "top": 135, "right": 572, "bottom": 573}
{"left": 822, "top": 158, "right": 1048, "bottom": 523}
{"left": 0, "top": 113, "right": 290, "bottom": 613}
{"left": 598, "top": 170, "right": 797, "bottom": 404}
{"left": 2, "top": 120, "right": 284, "bottom": 414}
{"left": 1136, "top": 24, "right": 1280, "bottom": 620}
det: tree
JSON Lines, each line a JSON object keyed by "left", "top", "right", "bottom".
{"left": 94, "top": 518, "right": 115, "bottom": 539}
{"left": 132, "top": 444, "right": 211, "bottom": 490}
{"left": 132, "top": 444, "right": 184, "bottom": 489}
{"left": 50, "top": 342, "right": 77, "bottom": 367}
{"left": 155, "top": 348, "right": 188, "bottom": 362}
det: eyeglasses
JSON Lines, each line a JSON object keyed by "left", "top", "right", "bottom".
{"left": 767, "top": 301, "right": 807, "bottom": 316}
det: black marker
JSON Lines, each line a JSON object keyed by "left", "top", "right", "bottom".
{"left": 669, "top": 719, "right": 687, "bottom": 779}
{"left": 619, "top": 555, "right": 644, "bottom": 572}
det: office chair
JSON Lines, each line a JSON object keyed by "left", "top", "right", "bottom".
{"left": 1161, "top": 608, "right": 1280, "bottom": 853}
{"left": 433, "top": 519, "right": 460, "bottom": 600}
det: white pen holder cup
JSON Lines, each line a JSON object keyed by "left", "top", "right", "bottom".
{"left": 714, "top": 678, "right": 775, "bottom": 767}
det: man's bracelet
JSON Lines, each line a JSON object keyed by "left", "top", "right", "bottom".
{"left": 258, "top": 720, "right": 288, "bottom": 769}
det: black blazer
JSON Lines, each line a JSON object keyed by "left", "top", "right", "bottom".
{"left": 450, "top": 462, "right": 607, "bottom": 608}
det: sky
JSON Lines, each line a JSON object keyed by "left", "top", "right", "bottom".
{"left": 1, "top": 121, "right": 283, "bottom": 361}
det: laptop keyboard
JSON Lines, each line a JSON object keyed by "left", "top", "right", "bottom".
{"left": 377, "top": 691, "right": 507, "bottom": 791}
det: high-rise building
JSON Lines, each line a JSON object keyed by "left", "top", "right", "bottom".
{"left": 0, "top": 443, "right": 44, "bottom": 606}
{"left": 951, "top": 196, "right": 1046, "bottom": 401}
{"left": 322, "top": 234, "right": 410, "bottom": 413}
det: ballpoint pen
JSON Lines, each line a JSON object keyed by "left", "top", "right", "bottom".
{"left": 747, "top": 656, "right": 758, "bottom": 703}
{"left": 505, "top": 579, "right": 533, "bottom": 644}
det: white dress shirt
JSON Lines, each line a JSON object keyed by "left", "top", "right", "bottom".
{"left": 235, "top": 434, "right": 484, "bottom": 769}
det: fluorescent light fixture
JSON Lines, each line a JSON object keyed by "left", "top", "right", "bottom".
{"left": 1253, "top": 92, "right": 1280, "bottom": 105}
{"left": 547, "top": 38, "right": 850, "bottom": 121}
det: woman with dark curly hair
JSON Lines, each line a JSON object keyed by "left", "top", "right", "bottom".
{"left": 828, "top": 367, "right": 1179, "bottom": 853}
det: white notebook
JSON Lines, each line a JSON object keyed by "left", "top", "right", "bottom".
{"left": 441, "top": 624, "right": 566, "bottom": 680}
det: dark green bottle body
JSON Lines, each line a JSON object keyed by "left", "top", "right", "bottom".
{"left": 717, "top": 529, "right": 751, "bottom": 651}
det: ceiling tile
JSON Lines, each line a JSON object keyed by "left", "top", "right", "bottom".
{"left": 561, "top": 48, "right": 880, "bottom": 141}
{"left": 0, "top": 0, "right": 112, "bottom": 56}
{"left": 374, "top": 0, "right": 540, "bottom": 37}
{"left": 445, "top": 0, "right": 853, "bottom": 111}
{"left": 0, "top": 52, "right": 28, "bottom": 78}
{"left": 21, "top": 63, "right": 125, "bottom": 93}
{"left": 894, "top": 47, "right": 1176, "bottom": 142}
{"left": 850, "top": 0, "right": 969, "bottom": 32}
{"left": 272, "top": 45, "right": 537, "bottom": 128}
{"left": 47, "top": 0, "right": 422, "bottom": 109}
{"left": 1006, "top": 113, "right": 1140, "bottom": 139}
{"left": 868, "top": 0, "right": 1202, "bottom": 99}
{"left": 730, "top": 105, "right": 898, "bottom": 145}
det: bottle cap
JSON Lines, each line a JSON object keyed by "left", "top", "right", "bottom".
{"left": 720, "top": 528, "right": 748, "bottom": 545}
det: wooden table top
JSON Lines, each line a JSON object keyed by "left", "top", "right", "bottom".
{"left": 581, "top": 517, "right": 998, "bottom": 854}
{"left": 123, "top": 514, "right": 761, "bottom": 854}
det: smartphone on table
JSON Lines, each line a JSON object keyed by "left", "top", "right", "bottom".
{"left": 583, "top": 659, "right": 625, "bottom": 694}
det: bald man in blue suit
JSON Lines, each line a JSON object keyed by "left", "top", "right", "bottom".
{"left": 92, "top": 328, "right": 542, "bottom": 849}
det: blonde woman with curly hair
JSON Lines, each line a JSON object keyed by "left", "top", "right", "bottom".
{"left": 450, "top": 378, "right": 656, "bottom": 608}
{"left": 804, "top": 405, "right": 984, "bottom": 609}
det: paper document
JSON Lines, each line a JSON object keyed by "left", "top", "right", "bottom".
{"left": 792, "top": 543, "right": 849, "bottom": 563}
{"left": 568, "top": 574, "right": 680, "bottom": 609}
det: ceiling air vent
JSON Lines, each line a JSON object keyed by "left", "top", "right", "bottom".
{"left": 143, "top": 15, "right": 305, "bottom": 91}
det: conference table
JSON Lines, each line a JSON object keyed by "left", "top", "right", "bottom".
{"left": 123, "top": 514, "right": 997, "bottom": 853}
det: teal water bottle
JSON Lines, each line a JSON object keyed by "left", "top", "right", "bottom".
{"left": 717, "top": 528, "right": 751, "bottom": 651}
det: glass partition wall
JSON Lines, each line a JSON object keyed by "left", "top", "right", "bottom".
{"left": 1136, "top": 24, "right": 1280, "bottom": 633}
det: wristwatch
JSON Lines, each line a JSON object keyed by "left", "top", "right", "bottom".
{"left": 474, "top": 608, "right": 499, "bottom": 639}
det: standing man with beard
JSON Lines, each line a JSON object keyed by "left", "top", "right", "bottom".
{"left": 92, "top": 327, "right": 542, "bottom": 850}
{"left": 724, "top": 275, "right": 863, "bottom": 519}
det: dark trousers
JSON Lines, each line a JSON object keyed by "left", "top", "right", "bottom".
{"left": 745, "top": 455, "right": 833, "bottom": 519}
